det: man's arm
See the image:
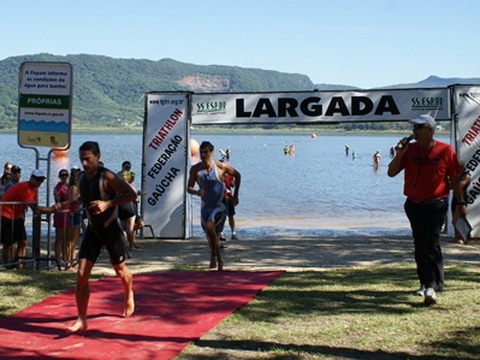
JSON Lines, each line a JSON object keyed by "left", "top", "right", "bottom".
{"left": 450, "top": 175, "right": 468, "bottom": 217}
{"left": 88, "top": 171, "right": 137, "bottom": 215}
{"left": 220, "top": 162, "right": 241, "bottom": 205}
{"left": 187, "top": 165, "right": 202, "bottom": 196}
{"left": 387, "top": 146, "right": 408, "bottom": 177}
{"left": 33, "top": 202, "right": 61, "bottom": 214}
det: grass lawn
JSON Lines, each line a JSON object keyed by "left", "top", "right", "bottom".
{"left": 1, "top": 263, "right": 479, "bottom": 359}
{"left": 178, "top": 263, "right": 480, "bottom": 359}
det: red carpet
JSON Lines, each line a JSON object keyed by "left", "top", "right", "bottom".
{"left": 0, "top": 270, "right": 283, "bottom": 359}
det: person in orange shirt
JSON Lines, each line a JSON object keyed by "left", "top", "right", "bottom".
{"left": 388, "top": 114, "right": 466, "bottom": 306}
{"left": 1, "top": 169, "right": 60, "bottom": 269}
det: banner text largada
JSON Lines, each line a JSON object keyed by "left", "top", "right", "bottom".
{"left": 191, "top": 88, "right": 449, "bottom": 124}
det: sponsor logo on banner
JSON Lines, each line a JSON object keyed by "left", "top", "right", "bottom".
{"left": 458, "top": 92, "right": 480, "bottom": 99}
{"left": 410, "top": 96, "right": 444, "bottom": 112}
{"left": 196, "top": 101, "right": 227, "bottom": 115}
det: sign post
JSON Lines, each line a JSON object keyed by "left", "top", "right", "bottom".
{"left": 17, "top": 62, "right": 73, "bottom": 267}
{"left": 18, "top": 62, "right": 73, "bottom": 149}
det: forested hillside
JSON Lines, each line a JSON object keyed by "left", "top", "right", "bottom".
{"left": 0, "top": 54, "right": 316, "bottom": 129}
{"left": 0, "top": 53, "right": 479, "bottom": 130}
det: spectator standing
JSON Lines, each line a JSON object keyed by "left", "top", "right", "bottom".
{"left": 53, "top": 169, "right": 70, "bottom": 267}
{"left": 3, "top": 162, "right": 12, "bottom": 174}
{"left": 0, "top": 172, "right": 12, "bottom": 200}
{"left": 388, "top": 114, "right": 466, "bottom": 306}
{"left": 224, "top": 171, "right": 238, "bottom": 240}
{"left": 118, "top": 169, "right": 140, "bottom": 250}
{"left": 1, "top": 169, "right": 60, "bottom": 269}
{"left": 66, "top": 167, "right": 82, "bottom": 269}
{"left": 5, "top": 165, "right": 21, "bottom": 192}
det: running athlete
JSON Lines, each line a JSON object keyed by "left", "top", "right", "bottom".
{"left": 67, "top": 141, "right": 137, "bottom": 332}
{"left": 187, "top": 141, "right": 241, "bottom": 270}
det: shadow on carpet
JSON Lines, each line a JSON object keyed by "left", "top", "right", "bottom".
{"left": 0, "top": 270, "right": 283, "bottom": 359}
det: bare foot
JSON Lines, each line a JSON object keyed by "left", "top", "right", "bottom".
{"left": 123, "top": 291, "right": 135, "bottom": 317}
{"left": 133, "top": 243, "right": 141, "bottom": 249}
{"left": 67, "top": 318, "right": 87, "bottom": 332}
{"left": 449, "top": 238, "right": 465, "bottom": 244}
{"left": 209, "top": 257, "right": 217, "bottom": 269}
{"left": 217, "top": 259, "right": 224, "bottom": 271}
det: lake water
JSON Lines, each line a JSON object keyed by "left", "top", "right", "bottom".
{"left": 0, "top": 131, "right": 450, "bottom": 238}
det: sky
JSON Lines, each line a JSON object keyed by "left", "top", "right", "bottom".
{"left": 2, "top": 0, "right": 479, "bottom": 89}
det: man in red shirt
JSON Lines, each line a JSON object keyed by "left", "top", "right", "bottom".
{"left": 1, "top": 169, "right": 59, "bottom": 269}
{"left": 388, "top": 114, "right": 467, "bottom": 306}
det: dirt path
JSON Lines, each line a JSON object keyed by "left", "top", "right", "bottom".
{"left": 91, "top": 235, "right": 480, "bottom": 276}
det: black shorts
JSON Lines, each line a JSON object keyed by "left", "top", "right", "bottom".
{"left": 225, "top": 197, "right": 236, "bottom": 216}
{"left": 69, "top": 211, "right": 83, "bottom": 226}
{"left": 1, "top": 216, "right": 26, "bottom": 245}
{"left": 118, "top": 202, "right": 136, "bottom": 220}
{"left": 78, "top": 218, "right": 127, "bottom": 265}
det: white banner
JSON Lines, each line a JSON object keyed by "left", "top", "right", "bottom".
{"left": 452, "top": 85, "right": 480, "bottom": 237}
{"left": 191, "top": 88, "right": 450, "bottom": 124}
{"left": 142, "top": 93, "right": 189, "bottom": 239}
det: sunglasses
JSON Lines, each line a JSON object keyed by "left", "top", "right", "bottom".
{"left": 413, "top": 124, "right": 426, "bottom": 130}
{"left": 34, "top": 177, "right": 45, "bottom": 182}
{"left": 60, "top": 173, "right": 69, "bottom": 178}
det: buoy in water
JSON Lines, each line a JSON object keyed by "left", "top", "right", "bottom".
{"left": 311, "top": 133, "right": 317, "bottom": 139}
{"left": 190, "top": 138, "right": 199, "bottom": 157}
{"left": 52, "top": 147, "right": 69, "bottom": 157}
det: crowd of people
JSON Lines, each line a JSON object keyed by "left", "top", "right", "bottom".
{"left": 0, "top": 142, "right": 151, "bottom": 331}
{"left": 1, "top": 166, "right": 61, "bottom": 269}
{"left": 0, "top": 112, "right": 476, "bottom": 334}
{"left": 0, "top": 155, "right": 146, "bottom": 272}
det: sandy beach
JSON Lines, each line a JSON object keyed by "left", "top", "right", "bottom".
{"left": 90, "top": 234, "right": 480, "bottom": 276}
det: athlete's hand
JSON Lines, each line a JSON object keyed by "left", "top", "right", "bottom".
{"left": 88, "top": 200, "right": 108, "bottom": 215}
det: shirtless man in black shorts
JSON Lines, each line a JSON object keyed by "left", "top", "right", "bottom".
{"left": 67, "top": 141, "right": 137, "bottom": 332}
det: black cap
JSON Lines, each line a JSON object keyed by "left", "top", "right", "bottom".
{"left": 11, "top": 165, "right": 21, "bottom": 173}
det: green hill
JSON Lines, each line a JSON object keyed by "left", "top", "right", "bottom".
{"left": 0, "top": 53, "right": 315, "bottom": 129}
{"left": 1, "top": 54, "right": 479, "bottom": 130}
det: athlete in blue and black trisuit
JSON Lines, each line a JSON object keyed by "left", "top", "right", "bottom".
{"left": 188, "top": 141, "right": 241, "bottom": 270}
{"left": 67, "top": 141, "right": 137, "bottom": 333}
{"left": 198, "top": 161, "right": 226, "bottom": 233}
